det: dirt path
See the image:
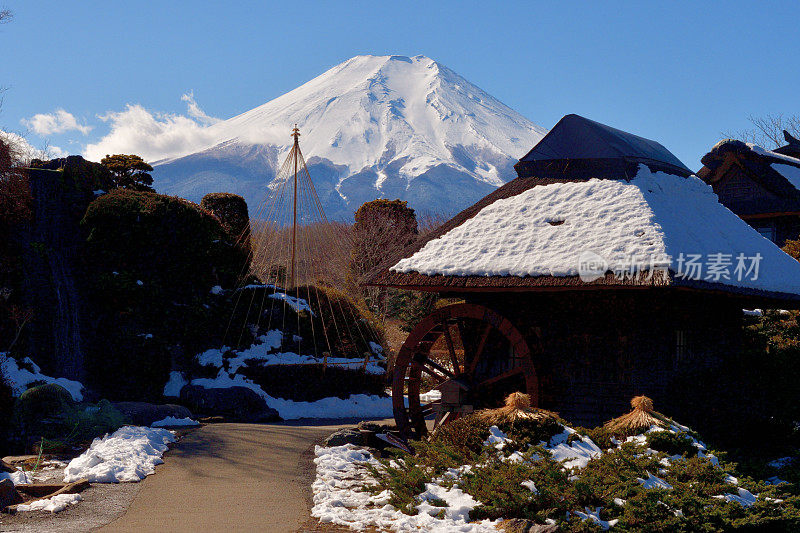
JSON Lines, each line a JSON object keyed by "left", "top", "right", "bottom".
{"left": 99, "top": 421, "right": 358, "bottom": 533}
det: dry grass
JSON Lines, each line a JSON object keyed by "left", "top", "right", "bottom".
{"left": 249, "top": 221, "right": 352, "bottom": 290}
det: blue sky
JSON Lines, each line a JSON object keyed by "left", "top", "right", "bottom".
{"left": 0, "top": 1, "right": 797, "bottom": 170}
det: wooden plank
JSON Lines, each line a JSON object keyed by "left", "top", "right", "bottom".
{"left": 3, "top": 479, "right": 89, "bottom": 514}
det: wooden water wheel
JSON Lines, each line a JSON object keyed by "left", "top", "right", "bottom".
{"left": 392, "top": 302, "right": 538, "bottom": 438}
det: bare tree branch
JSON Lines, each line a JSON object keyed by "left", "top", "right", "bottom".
{"left": 0, "top": 9, "right": 12, "bottom": 24}
{"left": 722, "top": 113, "right": 800, "bottom": 149}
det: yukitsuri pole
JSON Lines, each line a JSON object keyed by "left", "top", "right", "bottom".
{"left": 290, "top": 125, "right": 300, "bottom": 289}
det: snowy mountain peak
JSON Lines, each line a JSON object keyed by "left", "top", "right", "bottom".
{"left": 154, "top": 55, "right": 547, "bottom": 219}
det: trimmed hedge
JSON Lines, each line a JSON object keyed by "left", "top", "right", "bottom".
{"left": 80, "top": 190, "right": 250, "bottom": 400}
{"left": 81, "top": 189, "right": 247, "bottom": 297}
{"left": 201, "top": 192, "right": 251, "bottom": 257}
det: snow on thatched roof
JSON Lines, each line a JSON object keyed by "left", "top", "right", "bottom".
{"left": 700, "top": 139, "right": 800, "bottom": 197}
{"left": 376, "top": 164, "right": 800, "bottom": 297}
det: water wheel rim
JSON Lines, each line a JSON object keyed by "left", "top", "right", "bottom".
{"left": 392, "top": 302, "right": 538, "bottom": 438}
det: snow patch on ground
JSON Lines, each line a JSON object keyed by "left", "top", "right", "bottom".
{"left": 416, "top": 483, "right": 480, "bottom": 522}
{"left": 63, "top": 426, "right": 176, "bottom": 483}
{"left": 312, "top": 444, "right": 499, "bottom": 532}
{"left": 196, "top": 347, "right": 227, "bottom": 368}
{"left": 16, "top": 493, "right": 83, "bottom": 513}
{"left": 190, "top": 369, "right": 393, "bottom": 419}
{"left": 574, "top": 507, "right": 618, "bottom": 530}
{"left": 151, "top": 416, "right": 199, "bottom": 427}
{"left": 0, "top": 354, "right": 85, "bottom": 401}
{"left": 0, "top": 469, "right": 33, "bottom": 485}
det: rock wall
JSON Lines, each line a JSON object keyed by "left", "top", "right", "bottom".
{"left": 16, "top": 157, "right": 111, "bottom": 381}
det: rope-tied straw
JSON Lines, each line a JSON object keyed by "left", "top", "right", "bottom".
{"left": 603, "top": 395, "right": 668, "bottom": 435}
{"left": 477, "top": 392, "right": 558, "bottom": 425}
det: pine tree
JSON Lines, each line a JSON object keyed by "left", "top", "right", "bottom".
{"left": 100, "top": 154, "right": 155, "bottom": 192}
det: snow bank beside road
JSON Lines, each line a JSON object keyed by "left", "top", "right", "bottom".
{"left": 63, "top": 426, "right": 175, "bottom": 483}
{"left": 151, "top": 416, "right": 199, "bottom": 427}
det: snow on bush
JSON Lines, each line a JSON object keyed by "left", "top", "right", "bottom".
{"left": 547, "top": 426, "right": 602, "bottom": 469}
{"left": 314, "top": 415, "right": 798, "bottom": 531}
{"left": 16, "top": 493, "right": 83, "bottom": 513}
{"left": 0, "top": 354, "right": 85, "bottom": 401}
{"left": 312, "top": 444, "right": 499, "bottom": 532}
{"left": 63, "top": 426, "right": 176, "bottom": 483}
{"left": 151, "top": 416, "right": 199, "bottom": 427}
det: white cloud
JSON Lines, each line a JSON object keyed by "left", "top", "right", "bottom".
{"left": 0, "top": 130, "right": 67, "bottom": 163}
{"left": 82, "top": 93, "right": 221, "bottom": 163}
{"left": 21, "top": 109, "right": 92, "bottom": 136}
{"left": 181, "top": 91, "right": 221, "bottom": 126}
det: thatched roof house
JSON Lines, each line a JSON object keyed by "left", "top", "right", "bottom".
{"left": 368, "top": 114, "right": 800, "bottom": 427}
{"left": 698, "top": 132, "right": 800, "bottom": 246}
{"left": 370, "top": 115, "right": 800, "bottom": 303}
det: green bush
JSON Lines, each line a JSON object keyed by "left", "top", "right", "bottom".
{"left": 13, "top": 383, "right": 128, "bottom": 447}
{"left": 646, "top": 431, "right": 698, "bottom": 458}
{"left": 369, "top": 418, "right": 800, "bottom": 532}
{"left": 17, "top": 383, "right": 74, "bottom": 422}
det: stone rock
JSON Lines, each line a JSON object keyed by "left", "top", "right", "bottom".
{"left": 179, "top": 385, "right": 280, "bottom": 423}
{"left": 498, "top": 519, "right": 558, "bottom": 533}
{"left": 324, "top": 429, "right": 362, "bottom": 447}
{"left": 0, "top": 460, "right": 14, "bottom": 473}
{"left": 113, "top": 402, "right": 194, "bottom": 427}
{"left": 0, "top": 479, "right": 23, "bottom": 510}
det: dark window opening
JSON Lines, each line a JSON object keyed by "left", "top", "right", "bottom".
{"left": 755, "top": 225, "right": 776, "bottom": 242}
{"left": 675, "top": 329, "right": 688, "bottom": 365}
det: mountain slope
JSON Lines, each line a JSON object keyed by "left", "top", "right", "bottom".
{"left": 153, "top": 55, "right": 547, "bottom": 220}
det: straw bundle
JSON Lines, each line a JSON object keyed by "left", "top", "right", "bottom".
{"left": 603, "top": 395, "right": 668, "bottom": 434}
{"left": 477, "top": 392, "right": 558, "bottom": 425}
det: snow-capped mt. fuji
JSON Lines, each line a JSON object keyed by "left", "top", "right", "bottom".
{"left": 153, "top": 55, "right": 547, "bottom": 219}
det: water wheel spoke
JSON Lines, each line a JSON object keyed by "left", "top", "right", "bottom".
{"left": 477, "top": 366, "right": 525, "bottom": 389}
{"left": 412, "top": 363, "right": 447, "bottom": 383}
{"left": 441, "top": 322, "right": 460, "bottom": 375}
{"left": 420, "top": 402, "right": 438, "bottom": 416}
{"left": 467, "top": 323, "right": 492, "bottom": 375}
{"left": 413, "top": 353, "right": 456, "bottom": 380}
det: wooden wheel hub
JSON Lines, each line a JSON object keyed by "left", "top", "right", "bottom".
{"left": 392, "top": 302, "right": 538, "bottom": 438}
